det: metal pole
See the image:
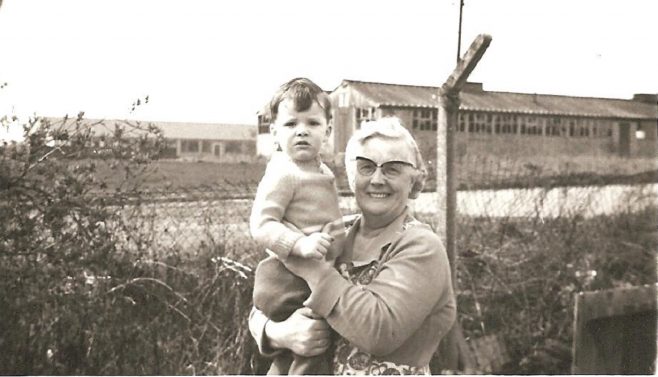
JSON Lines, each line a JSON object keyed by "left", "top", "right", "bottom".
{"left": 457, "top": 0, "right": 464, "bottom": 62}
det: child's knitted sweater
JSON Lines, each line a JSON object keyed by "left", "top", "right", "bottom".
{"left": 249, "top": 152, "right": 345, "bottom": 260}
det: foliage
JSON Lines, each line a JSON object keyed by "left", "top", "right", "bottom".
{"left": 443, "top": 198, "right": 657, "bottom": 374}
{"left": 0, "top": 113, "right": 268, "bottom": 374}
{"left": 1, "top": 112, "right": 655, "bottom": 374}
{"left": 1, "top": 114, "right": 166, "bottom": 373}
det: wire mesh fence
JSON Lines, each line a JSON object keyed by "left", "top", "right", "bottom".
{"left": 104, "top": 169, "right": 656, "bottom": 374}
{"left": 111, "top": 177, "right": 657, "bottom": 263}
{"left": 3, "top": 146, "right": 656, "bottom": 374}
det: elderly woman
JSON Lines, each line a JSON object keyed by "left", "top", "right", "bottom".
{"left": 249, "top": 117, "right": 456, "bottom": 375}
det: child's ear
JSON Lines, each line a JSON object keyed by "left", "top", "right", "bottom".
{"left": 269, "top": 123, "right": 276, "bottom": 136}
{"left": 325, "top": 119, "right": 333, "bottom": 137}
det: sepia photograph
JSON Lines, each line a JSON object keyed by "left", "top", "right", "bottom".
{"left": 1, "top": 0, "right": 656, "bottom": 374}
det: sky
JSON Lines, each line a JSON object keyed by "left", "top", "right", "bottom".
{"left": 1, "top": 0, "right": 657, "bottom": 140}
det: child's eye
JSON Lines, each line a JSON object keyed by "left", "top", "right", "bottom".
{"left": 283, "top": 121, "right": 296, "bottom": 128}
{"left": 309, "top": 120, "right": 321, "bottom": 126}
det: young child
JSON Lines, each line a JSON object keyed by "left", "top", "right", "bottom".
{"left": 250, "top": 77, "right": 345, "bottom": 374}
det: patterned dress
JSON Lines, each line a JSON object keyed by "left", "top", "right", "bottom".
{"left": 332, "top": 259, "right": 431, "bottom": 375}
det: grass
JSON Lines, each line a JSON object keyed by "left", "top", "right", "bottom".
{"left": 448, "top": 154, "right": 658, "bottom": 190}
{"left": 86, "top": 154, "right": 657, "bottom": 197}
{"left": 176, "top": 154, "right": 657, "bottom": 191}
{"left": 91, "top": 160, "right": 266, "bottom": 191}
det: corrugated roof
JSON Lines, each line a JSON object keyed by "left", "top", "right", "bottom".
{"left": 336, "top": 79, "right": 658, "bottom": 120}
{"left": 47, "top": 117, "right": 256, "bottom": 141}
{"left": 336, "top": 80, "right": 439, "bottom": 108}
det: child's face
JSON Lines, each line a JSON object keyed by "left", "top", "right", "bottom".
{"left": 270, "top": 98, "right": 331, "bottom": 162}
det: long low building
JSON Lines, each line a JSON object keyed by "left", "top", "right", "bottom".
{"left": 257, "top": 80, "right": 658, "bottom": 161}
{"left": 46, "top": 117, "right": 257, "bottom": 162}
{"left": 155, "top": 121, "right": 256, "bottom": 162}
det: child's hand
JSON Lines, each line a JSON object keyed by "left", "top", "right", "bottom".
{"left": 291, "top": 232, "right": 333, "bottom": 259}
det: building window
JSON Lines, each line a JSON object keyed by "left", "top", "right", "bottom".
{"left": 202, "top": 140, "right": 212, "bottom": 153}
{"left": 258, "top": 114, "right": 270, "bottom": 134}
{"left": 576, "top": 119, "right": 590, "bottom": 137}
{"left": 413, "top": 108, "right": 437, "bottom": 131}
{"left": 520, "top": 116, "right": 542, "bottom": 135}
{"left": 498, "top": 115, "right": 516, "bottom": 134}
{"left": 225, "top": 141, "right": 242, "bottom": 153}
{"left": 338, "top": 92, "right": 348, "bottom": 108}
{"left": 568, "top": 119, "right": 576, "bottom": 137}
{"left": 458, "top": 113, "right": 466, "bottom": 132}
{"left": 356, "top": 107, "right": 376, "bottom": 128}
{"left": 160, "top": 140, "right": 177, "bottom": 158}
{"left": 546, "top": 117, "right": 561, "bottom": 136}
{"left": 592, "top": 119, "right": 612, "bottom": 138}
{"left": 484, "top": 114, "right": 493, "bottom": 133}
{"left": 469, "top": 113, "right": 489, "bottom": 134}
{"left": 181, "top": 140, "right": 199, "bottom": 153}
{"left": 431, "top": 109, "right": 438, "bottom": 131}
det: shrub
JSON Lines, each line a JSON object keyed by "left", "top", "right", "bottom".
{"left": 0, "top": 114, "right": 169, "bottom": 374}
{"left": 445, "top": 197, "right": 657, "bottom": 374}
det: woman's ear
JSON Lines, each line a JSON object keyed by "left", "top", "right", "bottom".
{"left": 408, "top": 169, "right": 427, "bottom": 199}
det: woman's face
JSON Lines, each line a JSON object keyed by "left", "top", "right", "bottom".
{"left": 354, "top": 137, "right": 416, "bottom": 226}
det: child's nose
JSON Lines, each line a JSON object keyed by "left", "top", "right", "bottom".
{"left": 295, "top": 124, "right": 309, "bottom": 136}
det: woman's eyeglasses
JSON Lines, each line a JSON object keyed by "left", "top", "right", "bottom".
{"left": 355, "top": 156, "right": 415, "bottom": 178}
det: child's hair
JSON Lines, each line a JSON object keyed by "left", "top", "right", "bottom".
{"left": 268, "top": 78, "right": 332, "bottom": 122}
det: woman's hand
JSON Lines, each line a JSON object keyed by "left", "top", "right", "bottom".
{"left": 265, "top": 307, "right": 331, "bottom": 357}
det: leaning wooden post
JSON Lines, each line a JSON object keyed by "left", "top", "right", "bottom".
{"left": 434, "top": 34, "right": 492, "bottom": 372}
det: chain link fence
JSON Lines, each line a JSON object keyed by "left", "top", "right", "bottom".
{"left": 108, "top": 159, "right": 656, "bottom": 373}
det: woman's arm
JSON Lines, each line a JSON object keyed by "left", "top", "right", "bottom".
{"left": 248, "top": 306, "right": 332, "bottom": 357}
{"left": 284, "top": 227, "right": 455, "bottom": 356}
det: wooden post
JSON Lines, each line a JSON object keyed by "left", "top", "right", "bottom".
{"left": 434, "top": 34, "right": 492, "bottom": 372}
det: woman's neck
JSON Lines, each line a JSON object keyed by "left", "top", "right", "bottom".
{"left": 359, "top": 207, "right": 406, "bottom": 236}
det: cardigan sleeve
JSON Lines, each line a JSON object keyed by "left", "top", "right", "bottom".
{"left": 305, "top": 227, "right": 453, "bottom": 356}
{"left": 249, "top": 168, "right": 304, "bottom": 260}
{"left": 248, "top": 306, "right": 284, "bottom": 358}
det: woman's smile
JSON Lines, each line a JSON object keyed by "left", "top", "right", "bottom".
{"left": 368, "top": 192, "right": 390, "bottom": 199}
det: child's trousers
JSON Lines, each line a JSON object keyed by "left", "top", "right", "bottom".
{"left": 253, "top": 255, "right": 332, "bottom": 375}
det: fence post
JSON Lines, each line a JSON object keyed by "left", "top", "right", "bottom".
{"left": 434, "top": 34, "right": 492, "bottom": 372}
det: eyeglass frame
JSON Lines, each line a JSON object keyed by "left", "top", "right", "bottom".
{"left": 355, "top": 156, "right": 416, "bottom": 179}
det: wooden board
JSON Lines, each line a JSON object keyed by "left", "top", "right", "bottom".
{"left": 572, "top": 283, "right": 657, "bottom": 374}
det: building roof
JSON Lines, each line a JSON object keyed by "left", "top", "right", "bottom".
{"left": 154, "top": 121, "right": 256, "bottom": 140}
{"left": 335, "top": 79, "right": 658, "bottom": 120}
{"left": 47, "top": 117, "right": 257, "bottom": 141}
